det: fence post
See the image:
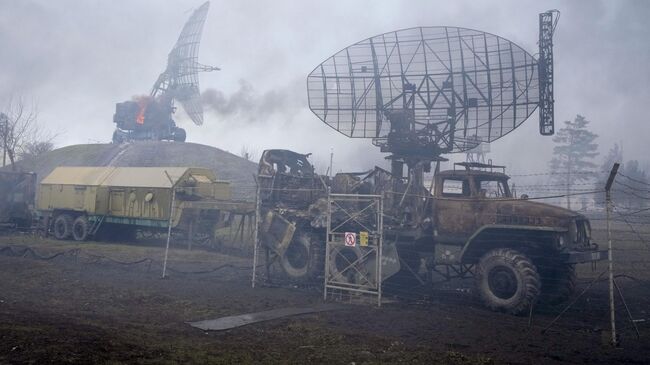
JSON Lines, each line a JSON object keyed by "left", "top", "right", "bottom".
{"left": 252, "top": 175, "right": 260, "bottom": 288}
{"left": 162, "top": 170, "right": 177, "bottom": 279}
{"left": 604, "top": 162, "right": 620, "bottom": 346}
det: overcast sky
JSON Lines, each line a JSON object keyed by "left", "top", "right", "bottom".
{"left": 0, "top": 0, "right": 648, "bottom": 175}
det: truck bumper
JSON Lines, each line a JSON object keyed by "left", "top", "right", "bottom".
{"left": 562, "top": 250, "right": 608, "bottom": 264}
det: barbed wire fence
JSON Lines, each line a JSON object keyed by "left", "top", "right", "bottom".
{"left": 248, "top": 165, "right": 650, "bottom": 346}
{"left": 0, "top": 165, "right": 648, "bottom": 347}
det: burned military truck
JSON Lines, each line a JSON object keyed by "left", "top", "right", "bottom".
{"left": 254, "top": 12, "right": 607, "bottom": 313}
{"left": 257, "top": 150, "right": 605, "bottom": 314}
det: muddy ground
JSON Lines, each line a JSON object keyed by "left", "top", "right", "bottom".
{"left": 0, "top": 233, "right": 648, "bottom": 365}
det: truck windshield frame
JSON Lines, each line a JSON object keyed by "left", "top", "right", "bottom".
{"left": 475, "top": 177, "right": 511, "bottom": 198}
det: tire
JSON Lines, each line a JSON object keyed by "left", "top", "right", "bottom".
{"left": 539, "top": 264, "right": 576, "bottom": 305}
{"left": 280, "top": 233, "right": 324, "bottom": 283}
{"left": 328, "top": 245, "right": 373, "bottom": 285}
{"left": 72, "top": 216, "right": 90, "bottom": 241}
{"left": 53, "top": 214, "right": 73, "bottom": 240}
{"left": 475, "top": 248, "right": 541, "bottom": 315}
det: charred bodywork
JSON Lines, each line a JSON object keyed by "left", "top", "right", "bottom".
{"left": 257, "top": 151, "right": 605, "bottom": 314}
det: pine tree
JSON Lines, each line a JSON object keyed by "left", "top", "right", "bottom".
{"left": 548, "top": 115, "right": 599, "bottom": 209}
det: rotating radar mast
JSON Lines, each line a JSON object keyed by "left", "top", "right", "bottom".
{"left": 112, "top": 1, "right": 219, "bottom": 143}
{"left": 308, "top": 10, "right": 559, "bottom": 178}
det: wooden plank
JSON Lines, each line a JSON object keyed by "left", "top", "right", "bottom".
{"left": 187, "top": 305, "right": 343, "bottom": 331}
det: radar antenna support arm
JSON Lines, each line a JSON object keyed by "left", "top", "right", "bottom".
{"left": 538, "top": 9, "right": 559, "bottom": 136}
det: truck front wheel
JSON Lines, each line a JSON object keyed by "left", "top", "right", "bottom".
{"left": 53, "top": 214, "right": 73, "bottom": 240}
{"left": 475, "top": 248, "right": 541, "bottom": 315}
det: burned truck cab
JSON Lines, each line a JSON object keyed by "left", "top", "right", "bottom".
{"left": 430, "top": 162, "right": 603, "bottom": 265}
{"left": 425, "top": 162, "right": 605, "bottom": 314}
{"left": 258, "top": 149, "right": 325, "bottom": 209}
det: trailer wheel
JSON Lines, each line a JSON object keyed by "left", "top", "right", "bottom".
{"left": 280, "top": 233, "right": 323, "bottom": 282}
{"left": 475, "top": 248, "right": 540, "bottom": 315}
{"left": 53, "top": 214, "right": 73, "bottom": 240}
{"left": 72, "top": 216, "right": 90, "bottom": 241}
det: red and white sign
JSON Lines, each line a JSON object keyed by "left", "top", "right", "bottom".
{"left": 344, "top": 232, "right": 356, "bottom": 247}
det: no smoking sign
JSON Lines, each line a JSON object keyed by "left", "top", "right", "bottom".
{"left": 344, "top": 232, "right": 356, "bottom": 247}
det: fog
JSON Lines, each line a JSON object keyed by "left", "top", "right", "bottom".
{"left": 1, "top": 0, "right": 648, "bottom": 174}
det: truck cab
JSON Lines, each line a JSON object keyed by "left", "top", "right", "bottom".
{"left": 422, "top": 162, "right": 605, "bottom": 314}
{"left": 430, "top": 162, "right": 601, "bottom": 266}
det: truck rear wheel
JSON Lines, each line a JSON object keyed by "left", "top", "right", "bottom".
{"left": 53, "top": 214, "right": 73, "bottom": 240}
{"left": 280, "top": 233, "right": 323, "bottom": 282}
{"left": 72, "top": 216, "right": 90, "bottom": 241}
{"left": 475, "top": 248, "right": 540, "bottom": 315}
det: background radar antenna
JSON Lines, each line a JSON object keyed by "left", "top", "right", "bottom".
{"left": 112, "top": 1, "right": 218, "bottom": 143}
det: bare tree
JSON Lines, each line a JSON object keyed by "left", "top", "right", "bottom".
{"left": 18, "top": 140, "right": 54, "bottom": 163}
{"left": 0, "top": 96, "right": 54, "bottom": 170}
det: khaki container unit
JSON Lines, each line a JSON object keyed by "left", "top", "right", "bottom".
{"left": 38, "top": 166, "right": 233, "bottom": 241}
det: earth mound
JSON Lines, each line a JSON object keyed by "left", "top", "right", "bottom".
{"left": 13, "top": 141, "right": 258, "bottom": 200}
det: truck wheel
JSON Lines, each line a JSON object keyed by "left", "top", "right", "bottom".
{"left": 328, "top": 245, "right": 372, "bottom": 285}
{"left": 53, "top": 214, "right": 73, "bottom": 240}
{"left": 280, "top": 233, "right": 323, "bottom": 282}
{"left": 72, "top": 216, "right": 90, "bottom": 241}
{"left": 475, "top": 248, "right": 540, "bottom": 315}
{"left": 539, "top": 264, "right": 576, "bottom": 305}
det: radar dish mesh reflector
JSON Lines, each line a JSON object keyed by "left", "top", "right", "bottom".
{"left": 152, "top": 1, "right": 211, "bottom": 126}
{"left": 307, "top": 27, "right": 540, "bottom": 153}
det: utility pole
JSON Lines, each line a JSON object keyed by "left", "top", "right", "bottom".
{"left": 605, "top": 162, "right": 620, "bottom": 346}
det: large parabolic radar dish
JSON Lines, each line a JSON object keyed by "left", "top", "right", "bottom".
{"left": 308, "top": 17, "right": 557, "bottom": 158}
{"left": 151, "top": 1, "right": 215, "bottom": 126}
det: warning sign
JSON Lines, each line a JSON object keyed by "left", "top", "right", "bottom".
{"left": 344, "top": 232, "right": 356, "bottom": 247}
{"left": 359, "top": 231, "right": 369, "bottom": 246}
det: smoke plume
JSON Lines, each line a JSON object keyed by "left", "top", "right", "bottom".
{"left": 201, "top": 79, "right": 304, "bottom": 124}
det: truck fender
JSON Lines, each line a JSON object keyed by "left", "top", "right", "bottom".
{"left": 459, "top": 224, "right": 566, "bottom": 264}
